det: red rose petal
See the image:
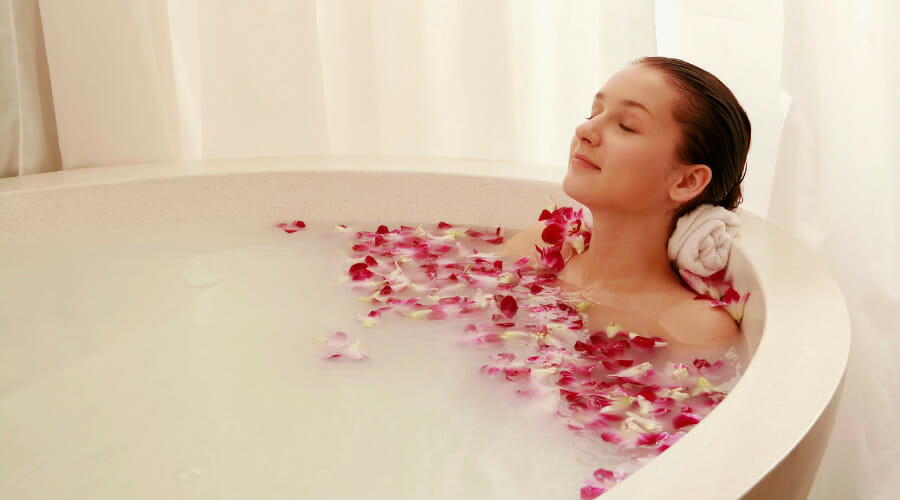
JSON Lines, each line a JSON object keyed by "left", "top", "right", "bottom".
{"left": 637, "top": 432, "right": 668, "bottom": 447}
{"left": 349, "top": 263, "right": 374, "bottom": 281}
{"left": 673, "top": 412, "right": 702, "bottom": 429}
{"left": 498, "top": 295, "right": 518, "bottom": 319}
{"left": 541, "top": 223, "right": 567, "bottom": 245}
{"left": 580, "top": 486, "right": 606, "bottom": 499}
{"left": 534, "top": 245, "right": 565, "bottom": 272}
{"left": 593, "top": 469, "right": 615, "bottom": 481}
{"left": 631, "top": 336, "right": 656, "bottom": 349}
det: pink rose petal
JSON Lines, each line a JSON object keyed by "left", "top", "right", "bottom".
{"left": 316, "top": 331, "right": 367, "bottom": 361}
{"left": 580, "top": 485, "right": 606, "bottom": 499}
{"left": 277, "top": 220, "right": 307, "bottom": 233}
{"left": 534, "top": 245, "right": 565, "bottom": 272}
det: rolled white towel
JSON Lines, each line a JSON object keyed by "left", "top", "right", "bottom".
{"left": 667, "top": 204, "right": 741, "bottom": 277}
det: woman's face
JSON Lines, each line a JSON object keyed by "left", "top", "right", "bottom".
{"left": 563, "top": 64, "right": 686, "bottom": 213}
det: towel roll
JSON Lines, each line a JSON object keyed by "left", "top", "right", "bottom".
{"left": 667, "top": 204, "right": 741, "bottom": 277}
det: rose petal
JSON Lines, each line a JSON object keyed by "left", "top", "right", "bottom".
{"left": 541, "top": 223, "right": 568, "bottom": 245}
{"left": 673, "top": 412, "right": 702, "bottom": 429}
{"left": 316, "top": 332, "right": 368, "bottom": 361}
{"left": 534, "top": 245, "right": 565, "bottom": 272}
{"left": 349, "top": 263, "right": 374, "bottom": 281}
{"left": 580, "top": 485, "right": 606, "bottom": 499}
{"left": 593, "top": 469, "right": 615, "bottom": 481}
{"left": 636, "top": 432, "right": 668, "bottom": 447}
{"left": 498, "top": 295, "right": 519, "bottom": 319}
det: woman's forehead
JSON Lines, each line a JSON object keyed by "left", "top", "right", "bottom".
{"left": 597, "top": 65, "right": 678, "bottom": 118}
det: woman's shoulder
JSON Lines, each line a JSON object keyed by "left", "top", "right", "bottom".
{"left": 658, "top": 291, "right": 741, "bottom": 345}
{"left": 502, "top": 221, "right": 546, "bottom": 258}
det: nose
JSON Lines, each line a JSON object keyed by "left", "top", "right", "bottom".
{"left": 575, "top": 117, "right": 601, "bottom": 146}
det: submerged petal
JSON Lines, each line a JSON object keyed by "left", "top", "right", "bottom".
{"left": 580, "top": 485, "right": 606, "bottom": 499}
{"left": 277, "top": 220, "right": 307, "bottom": 233}
{"left": 636, "top": 432, "right": 668, "bottom": 447}
{"left": 534, "top": 245, "right": 565, "bottom": 272}
{"left": 691, "top": 377, "right": 720, "bottom": 396}
{"left": 317, "top": 331, "right": 368, "bottom": 361}
{"left": 672, "top": 412, "right": 702, "bottom": 429}
{"left": 498, "top": 295, "right": 519, "bottom": 319}
{"left": 349, "top": 263, "right": 375, "bottom": 281}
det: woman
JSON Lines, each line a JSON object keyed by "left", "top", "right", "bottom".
{"left": 506, "top": 57, "right": 751, "bottom": 347}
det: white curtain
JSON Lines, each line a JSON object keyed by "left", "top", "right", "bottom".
{"left": 3, "top": 1, "right": 900, "bottom": 498}
{"left": 0, "top": 0, "right": 60, "bottom": 177}
{"left": 26, "top": 0, "right": 655, "bottom": 182}
{"left": 775, "top": 1, "right": 899, "bottom": 498}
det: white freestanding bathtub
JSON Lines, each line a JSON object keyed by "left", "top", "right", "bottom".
{"left": 0, "top": 156, "right": 849, "bottom": 499}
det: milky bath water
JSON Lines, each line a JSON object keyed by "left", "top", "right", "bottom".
{"left": 0, "top": 215, "right": 745, "bottom": 499}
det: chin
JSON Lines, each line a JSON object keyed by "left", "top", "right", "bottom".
{"left": 562, "top": 166, "right": 597, "bottom": 207}
{"left": 561, "top": 167, "right": 578, "bottom": 198}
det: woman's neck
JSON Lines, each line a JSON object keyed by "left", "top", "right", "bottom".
{"left": 564, "top": 208, "right": 678, "bottom": 293}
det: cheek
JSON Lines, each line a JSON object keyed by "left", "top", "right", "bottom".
{"left": 608, "top": 143, "right": 675, "bottom": 201}
{"left": 619, "top": 139, "right": 673, "bottom": 179}
{"left": 617, "top": 139, "right": 656, "bottom": 162}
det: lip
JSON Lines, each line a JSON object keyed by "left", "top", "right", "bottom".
{"left": 571, "top": 153, "right": 600, "bottom": 170}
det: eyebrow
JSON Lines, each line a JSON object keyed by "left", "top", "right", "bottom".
{"left": 593, "top": 92, "right": 653, "bottom": 117}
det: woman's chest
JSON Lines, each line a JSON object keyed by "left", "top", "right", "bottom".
{"left": 580, "top": 302, "right": 670, "bottom": 338}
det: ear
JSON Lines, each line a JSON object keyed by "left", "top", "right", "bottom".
{"left": 669, "top": 164, "right": 712, "bottom": 203}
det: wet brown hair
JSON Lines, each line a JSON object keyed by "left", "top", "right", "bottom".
{"left": 634, "top": 57, "right": 751, "bottom": 217}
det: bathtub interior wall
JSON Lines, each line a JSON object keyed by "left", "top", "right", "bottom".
{"left": 2, "top": 166, "right": 566, "bottom": 239}
{"left": 1, "top": 162, "right": 767, "bottom": 358}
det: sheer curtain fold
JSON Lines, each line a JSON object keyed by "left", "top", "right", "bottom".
{"left": 776, "top": 1, "right": 900, "bottom": 499}
{"left": 654, "top": 0, "right": 784, "bottom": 217}
{"left": 36, "top": 0, "right": 182, "bottom": 168}
{"left": 0, "top": 0, "right": 60, "bottom": 177}
{"left": 31, "top": 0, "right": 654, "bottom": 180}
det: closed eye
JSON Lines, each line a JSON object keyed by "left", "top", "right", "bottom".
{"left": 584, "top": 112, "right": 638, "bottom": 133}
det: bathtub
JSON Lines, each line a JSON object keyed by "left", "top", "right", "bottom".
{"left": 0, "top": 156, "right": 849, "bottom": 499}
